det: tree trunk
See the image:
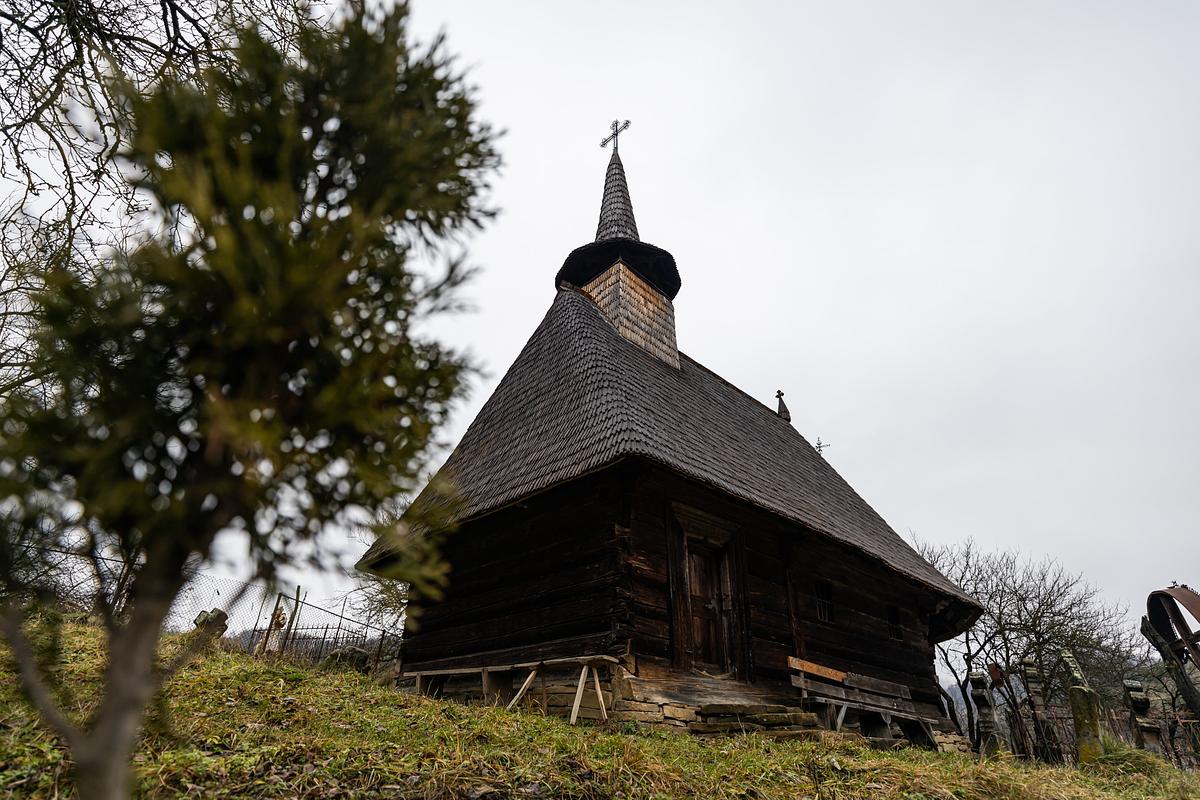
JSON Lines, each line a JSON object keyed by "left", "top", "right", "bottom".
{"left": 74, "top": 738, "right": 136, "bottom": 800}
{"left": 938, "top": 684, "right": 964, "bottom": 736}
{"left": 71, "top": 557, "right": 185, "bottom": 800}
{"left": 961, "top": 677, "right": 978, "bottom": 746}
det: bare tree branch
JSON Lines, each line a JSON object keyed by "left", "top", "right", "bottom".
{"left": 0, "top": 605, "right": 83, "bottom": 750}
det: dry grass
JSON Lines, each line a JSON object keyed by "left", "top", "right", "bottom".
{"left": 2, "top": 624, "right": 1196, "bottom": 798}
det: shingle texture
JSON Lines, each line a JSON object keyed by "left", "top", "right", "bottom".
{"left": 595, "top": 150, "right": 639, "bottom": 242}
{"left": 362, "top": 288, "right": 978, "bottom": 619}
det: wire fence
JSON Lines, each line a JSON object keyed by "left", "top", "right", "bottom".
{"left": 17, "top": 546, "right": 400, "bottom": 671}
{"left": 166, "top": 572, "right": 401, "bottom": 670}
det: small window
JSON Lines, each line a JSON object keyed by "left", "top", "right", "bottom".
{"left": 887, "top": 605, "right": 903, "bottom": 640}
{"left": 815, "top": 580, "right": 834, "bottom": 623}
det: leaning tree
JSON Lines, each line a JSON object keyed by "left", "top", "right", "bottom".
{"left": 0, "top": 3, "right": 497, "bottom": 798}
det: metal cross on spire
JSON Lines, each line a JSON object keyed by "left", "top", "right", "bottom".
{"left": 600, "top": 119, "right": 631, "bottom": 152}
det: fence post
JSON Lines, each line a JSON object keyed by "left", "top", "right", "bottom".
{"left": 280, "top": 585, "right": 302, "bottom": 655}
{"left": 259, "top": 592, "right": 284, "bottom": 656}
{"left": 316, "top": 625, "right": 330, "bottom": 661}
{"left": 248, "top": 591, "right": 270, "bottom": 655}
{"left": 332, "top": 597, "right": 346, "bottom": 651}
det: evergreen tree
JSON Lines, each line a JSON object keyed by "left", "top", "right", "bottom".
{"left": 0, "top": 4, "right": 497, "bottom": 798}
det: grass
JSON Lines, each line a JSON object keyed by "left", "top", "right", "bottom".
{"left": 2, "top": 624, "right": 1196, "bottom": 799}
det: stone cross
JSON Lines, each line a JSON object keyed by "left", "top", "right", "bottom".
{"left": 968, "top": 672, "right": 1005, "bottom": 756}
{"left": 1020, "top": 656, "right": 1064, "bottom": 763}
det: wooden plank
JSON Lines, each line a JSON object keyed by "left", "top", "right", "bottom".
{"left": 788, "top": 656, "right": 847, "bottom": 682}
{"left": 791, "top": 675, "right": 918, "bottom": 714}
{"left": 506, "top": 667, "right": 539, "bottom": 711}
{"left": 405, "top": 653, "right": 619, "bottom": 678}
{"left": 792, "top": 674, "right": 846, "bottom": 699}
{"left": 569, "top": 665, "right": 589, "bottom": 725}
{"left": 809, "top": 696, "right": 940, "bottom": 725}
{"left": 844, "top": 672, "right": 912, "bottom": 700}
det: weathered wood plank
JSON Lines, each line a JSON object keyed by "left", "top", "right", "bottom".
{"left": 788, "top": 656, "right": 847, "bottom": 682}
{"left": 844, "top": 672, "right": 912, "bottom": 700}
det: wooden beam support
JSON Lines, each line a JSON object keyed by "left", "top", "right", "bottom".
{"left": 506, "top": 667, "right": 540, "bottom": 711}
{"left": 591, "top": 666, "right": 608, "bottom": 721}
{"left": 569, "top": 665, "right": 590, "bottom": 725}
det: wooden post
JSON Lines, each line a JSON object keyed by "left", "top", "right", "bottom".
{"left": 591, "top": 665, "right": 607, "bottom": 721}
{"left": 316, "top": 625, "right": 329, "bottom": 661}
{"left": 332, "top": 597, "right": 346, "bottom": 650}
{"left": 248, "top": 592, "right": 270, "bottom": 655}
{"left": 482, "top": 669, "right": 512, "bottom": 705}
{"left": 373, "top": 632, "right": 385, "bottom": 671}
{"left": 258, "top": 592, "right": 283, "bottom": 655}
{"left": 569, "top": 665, "right": 589, "bottom": 725}
{"left": 1124, "top": 680, "right": 1165, "bottom": 756}
{"left": 279, "top": 585, "right": 302, "bottom": 655}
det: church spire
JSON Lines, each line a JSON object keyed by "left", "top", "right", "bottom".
{"left": 555, "top": 120, "right": 683, "bottom": 366}
{"left": 556, "top": 120, "right": 680, "bottom": 299}
{"left": 595, "top": 120, "right": 639, "bottom": 241}
{"left": 595, "top": 150, "right": 640, "bottom": 242}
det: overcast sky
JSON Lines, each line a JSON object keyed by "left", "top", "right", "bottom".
{"left": 311, "top": 1, "right": 1200, "bottom": 616}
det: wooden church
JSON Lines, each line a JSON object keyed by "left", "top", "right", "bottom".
{"left": 360, "top": 127, "right": 981, "bottom": 743}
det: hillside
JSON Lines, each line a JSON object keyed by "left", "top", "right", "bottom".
{"left": 1, "top": 627, "right": 1196, "bottom": 799}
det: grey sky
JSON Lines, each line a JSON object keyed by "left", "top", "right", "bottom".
{"left": 375, "top": 0, "right": 1200, "bottom": 619}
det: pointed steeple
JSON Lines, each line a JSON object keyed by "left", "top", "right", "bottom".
{"left": 595, "top": 149, "right": 640, "bottom": 242}
{"left": 556, "top": 124, "right": 680, "bottom": 301}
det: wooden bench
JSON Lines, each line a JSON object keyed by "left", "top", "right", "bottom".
{"left": 406, "top": 655, "right": 620, "bottom": 725}
{"left": 788, "top": 657, "right": 941, "bottom": 743}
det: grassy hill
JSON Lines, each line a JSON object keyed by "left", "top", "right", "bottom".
{"left": 2, "top": 626, "right": 1196, "bottom": 799}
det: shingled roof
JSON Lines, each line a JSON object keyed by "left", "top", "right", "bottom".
{"left": 360, "top": 287, "right": 980, "bottom": 631}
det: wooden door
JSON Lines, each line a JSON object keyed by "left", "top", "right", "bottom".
{"left": 688, "top": 542, "right": 731, "bottom": 674}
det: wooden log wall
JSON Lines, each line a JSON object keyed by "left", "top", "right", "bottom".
{"left": 402, "top": 472, "right": 626, "bottom": 671}
{"left": 618, "top": 461, "right": 944, "bottom": 710}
